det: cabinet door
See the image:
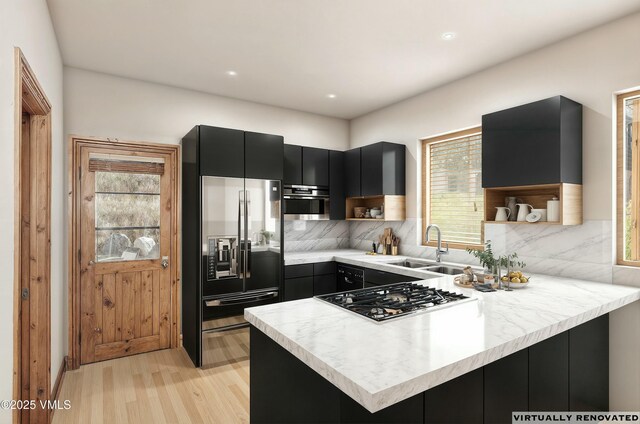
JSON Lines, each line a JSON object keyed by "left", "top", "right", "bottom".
{"left": 361, "top": 143, "right": 383, "bottom": 196}
{"left": 284, "top": 277, "right": 313, "bottom": 301}
{"left": 199, "top": 126, "right": 244, "bottom": 177}
{"left": 284, "top": 144, "right": 302, "bottom": 185}
{"left": 245, "top": 131, "right": 284, "bottom": 180}
{"left": 329, "top": 151, "right": 346, "bottom": 220}
{"left": 484, "top": 348, "right": 528, "bottom": 424}
{"left": 569, "top": 314, "right": 609, "bottom": 411}
{"left": 364, "top": 269, "right": 419, "bottom": 286}
{"left": 313, "top": 274, "right": 337, "bottom": 296}
{"left": 302, "top": 147, "right": 329, "bottom": 186}
{"left": 482, "top": 97, "right": 562, "bottom": 188}
{"left": 529, "top": 332, "right": 569, "bottom": 411}
{"left": 340, "top": 392, "right": 423, "bottom": 424}
{"left": 425, "top": 368, "right": 483, "bottom": 424}
{"left": 345, "top": 148, "right": 361, "bottom": 197}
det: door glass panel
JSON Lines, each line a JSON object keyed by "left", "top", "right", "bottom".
{"left": 95, "top": 171, "right": 161, "bottom": 262}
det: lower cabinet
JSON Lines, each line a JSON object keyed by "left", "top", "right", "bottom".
{"left": 424, "top": 368, "right": 483, "bottom": 424}
{"left": 484, "top": 348, "right": 528, "bottom": 424}
{"left": 529, "top": 332, "right": 569, "bottom": 411}
{"left": 284, "top": 262, "right": 337, "bottom": 301}
{"left": 284, "top": 277, "right": 313, "bottom": 301}
{"left": 251, "top": 314, "right": 609, "bottom": 424}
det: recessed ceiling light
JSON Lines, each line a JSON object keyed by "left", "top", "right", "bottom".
{"left": 226, "top": 70, "right": 238, "bottom": 76}
{"left": 326, "top": 94, "right": 337, "bottom": 99}
{"left": 441, "top": 32, "right": 457, "bottom": 41}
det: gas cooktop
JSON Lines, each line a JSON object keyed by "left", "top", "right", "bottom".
{"left": 316, "top": 282, "right": 472, "bottom": 322}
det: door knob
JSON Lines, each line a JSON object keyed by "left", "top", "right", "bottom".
{"left": 161, "top": 258, "right": 169, "bottom": 269}
{"left": 88, "top": 260, "right": 95, "bottom": 266}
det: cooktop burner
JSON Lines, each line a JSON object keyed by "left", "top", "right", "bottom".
{"left": 316, "top": 282, "right": 471, "bottom": 322}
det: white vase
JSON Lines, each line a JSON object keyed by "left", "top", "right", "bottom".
{"left": 495, "top": 207, "right": 511, "bottom": 222}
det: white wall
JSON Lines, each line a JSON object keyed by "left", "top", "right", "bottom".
{"left": 0, "top": 0, "right": 64, "bottom": 421}
{"left": 351, "top": 11, "right": 640, "bottom": 221}
{"left": 349, "top": 11, "right": 640, "bottom": 409}
{"left": 64, "top": 67, "right": 349, "bottom": 150}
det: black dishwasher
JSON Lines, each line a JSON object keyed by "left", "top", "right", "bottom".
{"left": 336, "top": 265, "right": 364, "bottom": 292}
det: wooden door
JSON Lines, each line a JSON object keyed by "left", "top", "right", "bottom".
{"left": 78, "top": 145, "right": 175, "bottom": 364}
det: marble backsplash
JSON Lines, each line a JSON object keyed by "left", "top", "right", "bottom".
{"left": 284, "top": 218, "right": 615, "bottom": 283}
{"left": 283, "top": 220, "right": 350, "bottom": 252}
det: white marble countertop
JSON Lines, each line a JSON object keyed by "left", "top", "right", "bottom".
{"left": 248, "top": 251, "right": 640, "bottom": 413}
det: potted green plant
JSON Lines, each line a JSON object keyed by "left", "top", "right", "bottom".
{"left": 466, "top": 240, "right": 497, "bottom": 273}
{"left": 261, "top": 230, "right": 274, "bottom": 245}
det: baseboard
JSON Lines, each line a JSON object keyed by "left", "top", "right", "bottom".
{"left": 49, "top": 356, "right": 68, "bottom": 423}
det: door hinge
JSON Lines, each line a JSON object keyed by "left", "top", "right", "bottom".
{"left": 21, "top": 287, "right": 29, "bottom": 300}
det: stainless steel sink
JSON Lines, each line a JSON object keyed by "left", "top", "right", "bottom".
{"left": 423, "top": 265, "right": 467, "bottom": 275}
{"left": 387, "top": 259, "right": 438, "bottom": 269}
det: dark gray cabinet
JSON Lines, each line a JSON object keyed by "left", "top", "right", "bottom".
{"left": 345, "top": 142, "right": 406, "bottom": 197}
{"left": 303, "top": 147, "right": 329, "bottom": 186}
{"left": 361, "top": 142, "right": 406, "bottom": 196}
{"left": 284, "top": 144, "right": 303, "bottom": 185}
{"left": 484, "top": 348, "right": 529, "bottom": 424}
{"left": 251, "top": 314, "right": 610, "bottom": 424}
{"left": 345, "top": 148, "right": 362, "bottom": 197}
{"left": 529, "top": 332, "right": 569, "bottom": 411}
{"left": 482, "top": 96, "right": 582, "bottom": 188}
{"left": 425, "top": 368, "right": 483, "bottom": 423}
{"left": 364, "top": 269, "right": 420, "bottom": 287}
{"left": 284, "top": 144, "right": 330, "bottom": 187}
{"left": 198, "top": 125, "right": 284, "bottom": 180}
{"left": 330, "top": 150, "right": 346, "bottom": 220}
{"left": 284, "top": 262, "right": 337, "bottom": 300}
{"left": 199, "top": 126, "right": 245, "bottom": 178}
{"left": 245, "top": 131, "right": 284, "bottom": 180}
{"left": 569, "top": 314, "right": 608, "bottom": 411}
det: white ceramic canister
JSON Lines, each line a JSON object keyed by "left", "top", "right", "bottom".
{"left": 547, "top": 197, "right": 560, "bottom": 222}
{"left": 531, "top": 208, "right": 547, "bottom": 222}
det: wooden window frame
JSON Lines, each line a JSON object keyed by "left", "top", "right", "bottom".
{"left": 421, "top": 127, "right": 484, "bottom": 250}
{"left": 616, "top": 90, "right": 640, "bottom": 266}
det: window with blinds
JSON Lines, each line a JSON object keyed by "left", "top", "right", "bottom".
{"left": 422, "top": 128, "right": 483, "bottom": 247}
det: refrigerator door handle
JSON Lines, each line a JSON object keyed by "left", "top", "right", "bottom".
{"left": 245, "top": 189, "right": 251, "bottom": 280}
{"left": 238, "top": 189, "right": 245, "bottom": 279}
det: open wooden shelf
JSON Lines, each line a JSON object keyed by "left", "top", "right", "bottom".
{"left": 484, "top": 183, "right": 582, "bottom": 226}
{"left": 345, "top": 195, "right": 406, "bottom": 221}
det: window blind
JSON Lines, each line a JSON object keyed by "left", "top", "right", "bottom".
{"left": 427, "top": 131, "right": 483, "bottom": 246}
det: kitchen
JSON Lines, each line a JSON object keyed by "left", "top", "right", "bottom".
{"left": 3, "top": 1, "right": 640, "bottom": 423}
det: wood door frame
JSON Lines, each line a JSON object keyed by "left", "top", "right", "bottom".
{"left": 68, "top": 136, "right": 181, "bottom": 369}
{"left": 13, "top": 48, "right": 53, "bottom": 424}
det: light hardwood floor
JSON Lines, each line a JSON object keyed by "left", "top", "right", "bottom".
{"left": 53, "top": 327, "right": 250, "bottom": 424}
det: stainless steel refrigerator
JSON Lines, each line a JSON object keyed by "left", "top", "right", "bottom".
{"left": 200, "top": 176, "right": 282, "bottom": 330}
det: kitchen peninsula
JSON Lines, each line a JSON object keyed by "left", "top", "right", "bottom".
{"left": 246, "top": 251, "right": 640, "bottom": 423}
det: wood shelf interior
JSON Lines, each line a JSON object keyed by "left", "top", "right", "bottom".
{"left": 345, "top": 195, "right": 406, "bottom": 221}
{"left": 484, "top": 183, "right": 582, "bottom": 225}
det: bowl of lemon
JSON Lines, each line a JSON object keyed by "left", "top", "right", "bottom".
{"left": 500, "top": 271, "right": 530, "bottom": 289}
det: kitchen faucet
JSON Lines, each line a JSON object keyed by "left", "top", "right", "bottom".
{"left": 425, "top": 224, "right": 449, "bottom": 262}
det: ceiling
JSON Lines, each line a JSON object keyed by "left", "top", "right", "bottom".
{"left": 47, "top": 0, "right": 640, "bottom": 119}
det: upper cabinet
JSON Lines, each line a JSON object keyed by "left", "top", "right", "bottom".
{"left": 345, "top": 148, "right": 362, "bottom": 197}
{"left": 482, "top": 96, "right": 582, "bottom": 188}
{"left": 196, "top": 125, "right": 284, "bottom": 180}
{"left": 284, "top": 145, "right": 302, "bottom": 185}
{"left": 284, "top": 145, "right": 329, "bottom": 186}
{"left": 302, "top": 147, "right": 329, "bottom": 186}
{"left": 245, "top": 131, "right": 284, "bottom": 180}
{"left": 329, "top": 151, "right": 346, "bottom": 220}
{"left": 346, "top": 142, "right": 406, "bottom": 197}
{"left": 199, "top": 126, "right": 245, "bottom": 178}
